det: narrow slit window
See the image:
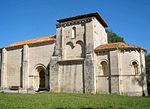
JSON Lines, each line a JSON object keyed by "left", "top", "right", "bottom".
{"left": 72, "top": 27, "right": 76, "bottom": 39}
{"left": 101, "top": 61, "right": 108, "bottom": 76}
{"left": 132, "top": 61, "right": 138, "bottom": 75}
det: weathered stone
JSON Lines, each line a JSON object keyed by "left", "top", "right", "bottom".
{"left": 84, "top": 54, "right": 95, "bottom": 93}
{"left": 50, "top": 56, "right": 59, "bottom": 92}
{"left": 0, "top": 12, "right": 147, "bottom": 96}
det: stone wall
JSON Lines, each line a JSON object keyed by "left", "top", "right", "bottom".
{"left": 55, "top": 16, "right": 108, "bottom": 93}
{"left": 56, "top": 18, "right": 87, "bottom": 59}
{"left": 0, "top": 50, "right": 1, "bottom": 86}
{"left": 95, "top": 52, "right": 109, "bottom": 93}
{"left": 7, "top": 47, "right": 22, "bottom": 87}
{"left": 0, "top": 50, "right": 1, "bottom": 68}
{"left": 0, "top": 41, "right": 55, "bottom": 90}
{"left": 93, "top": 17, "right": 107, "bottom": 49}
{"left": 28, "top": 42, "right": 55, "bottom": 75}
{"left": 58, "top": 60, "right": 84, "bottom": 93}
{"left": 121, "top": 50, "right": 147, "bottom": 96}
{"left": 28, "top": 42, "right": 55, "bottom": 89}
{"left": 0, "top": 13, "right": 147, "bottom": 96}
{"left": 62, "top": 24, "right": 85, "bottom": 59}
{"left": 94, "top": 49, "right": 147, "bottom": 96}
{"left": 109, "top": 50, "right": 119, "bottom": 75}
{"left": 109, "top": 50, "right": 119, "bottom": 93}
{"left": 95, "top": 49, "right": 147, "bottom": 96}
{"left": 55, "top": 17, "right": 97, "bottom": 93}
{"left": 95, "top": 50, "right": 120, "bottom": 94}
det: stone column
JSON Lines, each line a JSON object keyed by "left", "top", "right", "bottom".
{"left": 22, "top": 45, "right": 29, "bottom": 90}
{"left": 1, "top": 48, "right": 7, "bottom": 89}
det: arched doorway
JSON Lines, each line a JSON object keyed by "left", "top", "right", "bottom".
{"left": 39, "top": 70, "right": 46, "bottom": 90}
{"left": 34, "top": 65, "right": 48, "bottom": 91}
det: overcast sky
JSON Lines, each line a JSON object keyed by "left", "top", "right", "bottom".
{"left": 0, "top": 0, "right": 150, "bottom": 53}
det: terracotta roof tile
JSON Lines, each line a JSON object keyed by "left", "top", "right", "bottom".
{"left": 5, "top": 35, "right": 56, "bottom": 48}
{"left": 95, "top": 42, "right": 146, "bottom": 52}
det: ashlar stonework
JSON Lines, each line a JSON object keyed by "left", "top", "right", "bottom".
{"left": 0, "top": 12, "right": 148, "bottom": 96}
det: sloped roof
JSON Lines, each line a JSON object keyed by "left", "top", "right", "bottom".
{"left": 5, "top": 35, "right": 56, "bottom": 48}
{"left": 95, "top": 42, "right": 146, "bottom": 52}
{"left": 57, "top": 12, "right": 108, "bottom": 28}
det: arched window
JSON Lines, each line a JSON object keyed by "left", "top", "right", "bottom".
{"left": 132, "top": 61, "right": 138, "bottom": 75}
{"left": 76, "top": 40, "right": 84, "bottom": 58}
{"left": 66, "top": 41, "right": 74, "bottom": 58}
{"left": 66, "top": 41, "right": 74, "bottom": 49}
{"left": 100, "top": 61, "right": 109, "bottom": 76}
{"left": 72, "top": 27, "right": 76, "bottom": 39}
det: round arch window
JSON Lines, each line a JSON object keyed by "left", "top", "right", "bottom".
{"left": 132, "top": 61, "right": 139, "bottom": 75}
{"left": 100, "top": 61, "right": 109, "bottom": 76}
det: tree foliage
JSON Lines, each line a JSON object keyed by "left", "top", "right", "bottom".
{"left": 106, "top": 30, "right": 125, "bottom": 43}
{"left": 146, "top": 54, "right": 150, "bottom": 94}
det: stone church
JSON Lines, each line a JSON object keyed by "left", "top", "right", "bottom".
{"left": 0, "top": 12, "right": 148, "bottom": 96}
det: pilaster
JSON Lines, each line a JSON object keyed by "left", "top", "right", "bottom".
{"left": 118, "top": 50, "right": 123, "bottom": 94}
{"left": 22, "top": 45, "right": 29, "bottom": 90}
{"left": 49, "top": 56, "right": 59, "bottom": 92}
{"left": 140, "top": 50, "right": 148, "bottom": 96}
{"left": 1, "top": 48, "right": 7, "bottom": 89}
{"left": 84, "top": 54, "right": 95, "bottom": 93}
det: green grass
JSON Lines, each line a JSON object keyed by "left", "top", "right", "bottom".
{"left": 0, "top": 92, "right": 150, "bottom": 109}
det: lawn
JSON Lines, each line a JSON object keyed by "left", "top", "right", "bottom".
{"left": 0, "top": 92, "right": 150, "bottom": 109}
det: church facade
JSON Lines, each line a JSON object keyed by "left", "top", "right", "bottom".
{"left": 0, "top": 12, "right": 148, "bottom": 96}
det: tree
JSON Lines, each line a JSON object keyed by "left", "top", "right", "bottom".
{"left": 106, "top": 29, "right": 125, "bottom": 43}
{"left": 146, "top": 54, "right": 150, "bottom": 94}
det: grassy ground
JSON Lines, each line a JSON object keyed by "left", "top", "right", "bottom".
{"left": 0, "top": 92, "right": 150, "bottom": 109}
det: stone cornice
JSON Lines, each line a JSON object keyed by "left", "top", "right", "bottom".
{"left": 56, "top": 18, "right": 92, "bottom": 28}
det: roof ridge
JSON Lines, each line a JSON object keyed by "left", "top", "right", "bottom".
{"left": 19, "top": 35, "right": 55, "bottom": 41}
{"left": 57, "top": 12, "right": 108, "bottom": 27}
{"left": 95, "top": 42, "right": 146, "bottom": 52}
{"left": 5, "top": 35, "right": 56, "bottom": 48}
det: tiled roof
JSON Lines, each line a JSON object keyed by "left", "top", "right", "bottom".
{"left": 5, "top": 35, "right": 56, "bottom": 48}
{"left": 95, "top": 42, "right": 146, "bottom": 52}
{"left": 57, "top": 12, "right": 108, "bottom": 27}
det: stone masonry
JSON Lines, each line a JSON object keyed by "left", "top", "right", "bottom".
{"left": 0, "top": 12, "right": 148, "bottom": 96}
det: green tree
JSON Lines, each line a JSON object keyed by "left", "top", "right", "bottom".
{"left": 146, "top": 54, "right": 150, "bottom": 94}
{"left": 106, "top": 29, "right": 125, "bottom": 43}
